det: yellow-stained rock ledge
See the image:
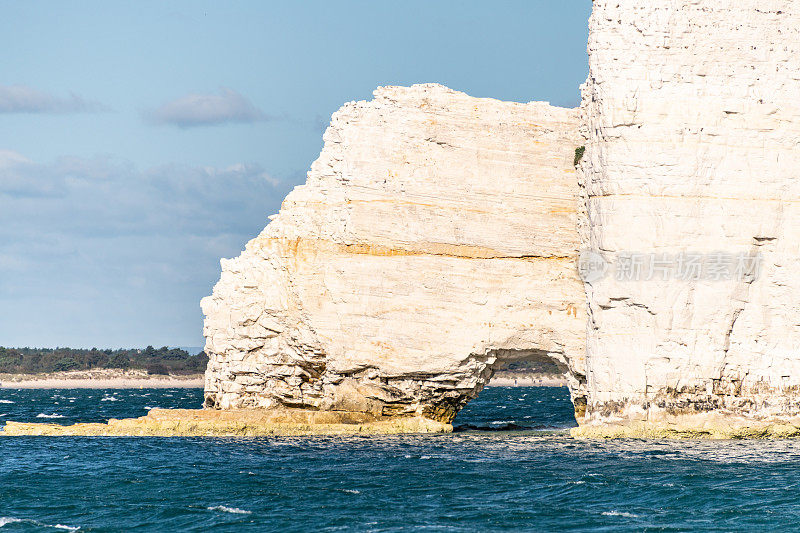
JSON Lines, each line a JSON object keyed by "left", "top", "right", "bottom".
{"left": 1, "top": 408, "right": 452, "bottom": 437}
{"left": 572, "top": 413, "right": 800, "bottom": 440}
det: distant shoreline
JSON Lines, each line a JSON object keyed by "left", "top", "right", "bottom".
{"left": 0, "top": 369, "right": 204, "bottom": 389}
{"left": 0, "top": 370, "right": 564, "bottom": 390}
{"left": 488, "top": 374, "right": 567, "bottom": 387}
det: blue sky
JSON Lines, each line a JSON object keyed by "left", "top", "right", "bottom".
{"left": 0, "top": 0, "right": 591, "bottom": 349}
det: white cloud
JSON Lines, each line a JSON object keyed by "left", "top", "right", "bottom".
{"left": 0, "top": 149, "right": 67, "bottom": 197}
{"left": 0, "top": 151, "right": 304, "bottom": 346}
{"left": 0, "top": 84, "right": 105, "bottom": 114}
{"left": 0, "top": 149, "right": 32, "bottom": 168}
{"left": 201, "top": 162, "right": 280, "bottom": 186}
{"left": 0, "top": 151, "right": 292, "bottom": 346}
{"left": 146, "top": 88, "right": 268, "bottom": 127}
{"left": 0, "top": 151, "right": 283, "bottom": 235}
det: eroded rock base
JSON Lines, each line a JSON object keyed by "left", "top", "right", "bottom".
{"left": 1, "top": 408, "right": 452, "bottom": 437}
{"left": 11, "top": 408, "right": 800, "bottom": 439}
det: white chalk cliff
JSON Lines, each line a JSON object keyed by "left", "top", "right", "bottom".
{"left": 203, "top": 2, "right": 800, "bottom": 436}
{"left": 201, "top": 84, "right": 586, "bottom": 422}
{"left": 577, "top": 0, "right": 800, "bottom": 435}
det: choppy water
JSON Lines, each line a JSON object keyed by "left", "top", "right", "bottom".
{"left": 2, "top": 387, "right": 800, "bottom": 531}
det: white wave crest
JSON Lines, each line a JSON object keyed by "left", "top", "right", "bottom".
{"left": 36, "top": 413, "right": 66, "bottom": 419}
{"left": 100, "top": 396, "right": 120, "bottom": 402}
{"left": 207, "top": 505, "right": 251, "bottom": 515}
{"left": 602, "top": 511, "right": 639, "bottom": 518}
{"left": 0, "top": 517, "right": 79, "bottom": 531}
{"left": 0, "top": 400, "right": 15, "bottom": 404}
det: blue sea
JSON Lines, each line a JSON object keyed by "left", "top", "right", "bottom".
{"left": 2, "top": 386, "right": 800, "bottom": 531}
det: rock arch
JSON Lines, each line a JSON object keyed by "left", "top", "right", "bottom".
{"left": 201, "top": 84, "right": 586, "bottom": 423}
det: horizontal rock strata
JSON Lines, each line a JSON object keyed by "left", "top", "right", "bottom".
{"left": 579, "top": 0, "right": 800, "bottom": 433}
{"left": 201, "top": 84, "right": 586, "bottom": 423}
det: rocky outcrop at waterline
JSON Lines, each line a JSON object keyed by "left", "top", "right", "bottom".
{"left": 1, "top": 409, "right": 451, "bottom": 436}
{"left": 201, "top": 84, "right": 587, "bottom": 423}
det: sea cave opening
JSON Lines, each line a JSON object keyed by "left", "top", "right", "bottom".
{"left": 452, "top": 349, "right": 579, "bottom": 432}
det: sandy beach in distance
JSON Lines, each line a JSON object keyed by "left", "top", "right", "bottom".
{"left": 0, "top": 369, "right": 204, "bottom": 389}
{"left": 487, "top": 374, "right": 567, "bottom": 387}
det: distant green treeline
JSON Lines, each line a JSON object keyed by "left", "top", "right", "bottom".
{"left": 0, "top": 346, "right": 208, "bottom": 375}
{"left": 0, "top": 347, "right": 561, "bottom": 377}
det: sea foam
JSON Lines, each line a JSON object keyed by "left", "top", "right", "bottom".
{"left": 602, "top": 511, "right": 639, "bottom": 518}
{"left": 207, "top": 506, "right": 251, "bottom": 515}
{"left": 0, "top": 517, "right": 79, "bottom": 531}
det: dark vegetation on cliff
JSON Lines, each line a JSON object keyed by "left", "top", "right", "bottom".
{"left": 573, "top": 146, "right": 585, "bottom": 167}
{"left": 0, "top": 346, "right": 208, "bottom": 375}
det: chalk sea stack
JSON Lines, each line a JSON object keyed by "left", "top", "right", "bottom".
{"left": 201, "top": 84, "right": 586, "bottom": 423}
